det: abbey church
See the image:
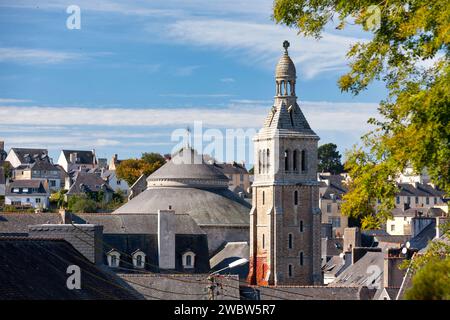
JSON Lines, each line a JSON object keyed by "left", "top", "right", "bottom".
{"left": 247, "top": 41, "right": 322, "bottom": 286}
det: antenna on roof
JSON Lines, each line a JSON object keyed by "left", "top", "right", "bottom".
{"left": 185, "top": 126, "right": 191, "bottom": 149}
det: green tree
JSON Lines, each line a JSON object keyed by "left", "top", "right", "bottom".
{"left": 116, "top": 152, "right": 165, "bottom": 186}
{"left": 2, "top": 161, "right": 12, "bottom": 180}
{"left": 68, "top": 195, "right": 97, "bottom": 213}
{"left": 49, "top": 189, "right": 68, "bottom": 209}
{"left": 318, "top": 143, "right": 344, "bottom": 174}
{"left": 274, "top": 0, "right": 450, "bottom": 225}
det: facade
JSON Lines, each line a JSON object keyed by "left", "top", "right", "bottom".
{"left": 57, "top": 149, "right": 97, "bottom": 173}
{"left": 13, "top": 160, "right": 64, "bottom": 192}
{"left": 5, "top": 147, "right": 49, "bottom": 168}
{"left": 213, "top": 162, "right": 251, "bottom": 197}
{"left": 318, "top": 173, "right": 349, "bottom": 237}
{"left": 5, "top": 179, "right": 49, "bottom": 209}
{"left": 247, "top": 41, "right": 322, "bottom": 286}
{"left": 101, "top": 169, "right": 129, "bottom": 196}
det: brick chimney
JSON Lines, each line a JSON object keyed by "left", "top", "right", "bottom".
{"left": 0, "top": 140, "right": 4, "bottom": 151}
{"left": 158, "top": 209, "right": 176, "bottom": 270}
{"left": 28, "top": 224, "right": 104, "bottom": 265}
{"left": 383, "top": 248, "right": 416, "bottom": 288}
{"left": 69, "top": 152, "right": 77, "bottom": 164}
{"left": 343, "top": 227, "right": 361, "bottom": 253}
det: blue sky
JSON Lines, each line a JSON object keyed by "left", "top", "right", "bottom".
{"left": 0, "top": 0, "right": 386, "bottom": 166}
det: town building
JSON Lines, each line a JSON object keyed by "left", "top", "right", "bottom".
{"left": 101, "top": 169, "right": 129, "bottom": 196}
{"left": 66, "top": 171, "right": 114, "bottom": 203}
{"left": 5, "top": 147, "right": 49, "bottom": 168}
{"left": 4, "top": 179, "right": 49, "bottom": 209}
{"left": 247, "top": 41, "right": 322, "bottom": 286}
{"left": 213, "top": 162, "right": 251, "bottom": 198}
{"left": 13, "top": 159, "right": 65, "bottom": 192}
{"left": 318, "top": 173, "right": 349, "bottom": 237}
{"left": 108, "top": 153, "right": 123, "bottom": 170}
{"left": 57, "top": 149, "right": 97, "bottom": 173}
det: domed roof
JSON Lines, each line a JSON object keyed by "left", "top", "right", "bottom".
{"left": 275, "top": 40, "right": 296, "bottom": 79}
{"left": 146, "top": 147, "right": 229, "bottom": 188}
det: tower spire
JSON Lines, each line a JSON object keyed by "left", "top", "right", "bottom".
{"left": 283, "top": 40, "right": 290, "bottom": 55}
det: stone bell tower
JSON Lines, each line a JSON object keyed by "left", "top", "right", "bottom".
{"left": 247, "top": 41, "right": 322, "bottom": 286}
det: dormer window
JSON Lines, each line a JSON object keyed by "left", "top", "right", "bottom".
{"left": 182, "top": 251, "right": 196, "bottom": 269}
{"left": 107, "top": 250, "right": 121, "bottom": 268}
{"left": 131, "top": 250, "right": 146, "bottom": 269}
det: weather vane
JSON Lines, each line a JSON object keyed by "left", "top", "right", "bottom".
{"left": 283, "top": 40, "right": 290, "bottom": 54}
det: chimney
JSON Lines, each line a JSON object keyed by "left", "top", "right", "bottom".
{"left": 352, "top": 247, "right": 381, "bottom": 264}
{"left": 69, "top": 152, "right": 77, "bottom": 163}
{"left": 383, "top": 248, "right": 416, "bottom": 288}
{"left": 0, "top": 140, "right": 4, "bottom": 151}
{"left": 28, "top": 224, "right": 104, "bottom": 265}
{"left": 59, "top": 209, "right": 72, "bottom": 224}
{"left": 158, "top": 209, "right": 176, "bottom": 270}
{"left": 343, "top": 227, "right": 361, "bottom": 252}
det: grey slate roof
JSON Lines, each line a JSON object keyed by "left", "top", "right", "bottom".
{"left": 118, "top": 274, "right": 240, "bottom": 300}
{"left": 67, "top": 171, "right": 114, "bottom": 195}
{"left": 62, "top": 149, "right": 95, "bottom": 165}
{"left": 5, "top": 179, "right": 48, "bottom": 196}
{"left": 408, "top": 221, "right": 436, "bottom": 251}
{"left": 10, "top": 148, "right": 49, "bottom": 164}
{"left": 72, "top": 213, "right": 205, "bottom": 235}
{"left": 0, "top": 238, "right": 139, "bottom": 299}
{"left": 0, "top": 212, "right": 63, "bottom": 235}
{"left": 319, "top": 175, "right": 348, "bottom": 200}
{"left": 114, "top": 187, "right": 250, "bottom": 226}
{"left": 329, "top": 251, "right": 384, "bottom": 287}
{"left": 213, "top": 162, "right": 248, "bottom": 175}
{"left": 210, "top": 242, "right": 249, "bottom": 279}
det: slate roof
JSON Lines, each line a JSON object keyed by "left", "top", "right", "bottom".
{"left": 10, "top": 148, "right": 49, "bottom": 164}
{"left": 114, "top": 187, "right": 250, "bottom": 226}
{"left": 118, "top": 274, "right": 240, "bottom": 300}
{"left": 397, "top": 183, "right": 445, "bottom": 197}
{"left": 67, "top": 171, "right": 114, "bottom": 195}
{"left": 213, "top": 162, "right": 248, "bottom": 175}
{"left": 0, "top": 212, "right": 63, "bottom": 235}
{"left": 210, "top": 242, "right": 249, "bottom": 279}
{"left": 319, "top": 175, "right": 348, "bottom": 200}
{"left": 329, "top": 251, "right": 384, "bottom": 287}
{"left": 5, "top": 179, "right": 48, "bottom": 196}
{"left": 322, "top": 255, "right": 347, "bottom": 277}
{"left": 72, "top": 213, "right": 205, "bottom": 235}
{"left": 0, "top": 238, "right": 139, "bottom": 299}
{"left": 243, "top": 285, "right": 373, "bottom": 300}
{"left": 408, "top": 221, "right": 436, "bottom": 251}
{"left": 62, "top": 150, "right": 95, "bottom": 165}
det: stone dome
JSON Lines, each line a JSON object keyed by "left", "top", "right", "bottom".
{"left": 275, "top": 53, "right": 296, "bottom": 79}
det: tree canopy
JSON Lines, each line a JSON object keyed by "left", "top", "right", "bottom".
{"left": 116, "top": 152, "right": 165, "bottom": 186}
{"left": 274, "top": 0, "right": 449, "bottom": 228}
{"left": 318, "top": 143, "right": 344, "bottom": 174}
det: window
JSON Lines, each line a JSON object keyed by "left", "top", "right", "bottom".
{"left": 13, "top": 188, "right": 19, "bottom": 193}
{"left": 262, "top": 191, "right": 265, "bottom": 205}
{"left": 117, "top": 180, "right": 121, "bottom": 185}
{"left": 288, "top": 234, "right": 293, "bottom": 249}
{"left": 50, "top": 180, "right": 56, "bottom": 187}
{"left": 396, "top": 196, "right": 400, "bottom": 204}
{"left": 284, "top": 150, "right": 290, "bottom": 172}
{"left": 240, "top": 174, "right": 244, "bottom": 182}
{"left": 22, "top": 188, "right": 28, "bottom": 193}
{"left": 262, "top": 234, "right": 265, "bottom": 249}
{"left": 182, "top": 251, "right": 196, "bottom": 269}
{"left": 426, "top": 197, "right": 429, "bottom": 205}
{"left": 258, "top": 150, "right": 262, "bottom": 174}
{"left": 266, "top": 149, "right": 270, "bottom": 171}
{"left": 326, "top": 203, "right": 332, "bottom": 213}
{"left": 288, "top": 264, "right": 293, "bottom": 277}
{"left": 407, "top": 197, "right": 411, "bottom": 204}
{"left": 299, "top": 252, "right": 304, "bottom": 266}
{"left": 294, "top": 190, "right": 298, "bottom": 206}
{"left": 132, "top": 250, "right": 146, "bottom": 269}
{"left": 299, "top": 220, "right": 304, "bottom": 233}
{"left": 328, "top": 217, "right": 341, "bottom": 228}
{"left": 107, "top": 250, "right": 120, "bottom": 268}
{"left": 415, "top": 196, "right": 419, "bottom": 204}
{"left": 35, "top": 198, "right": 41, "bottom": 203}
{"left": 301, "top": 150, "right": 306, "bottom": 171}
{"left": 293, "top": 150, "right": 298, "bottom": 172}
{"left": 390, "top": 225, "right": 395, "bottom": 232}
{"left": 434, "top": 197, "right": 437, "bottom": 204}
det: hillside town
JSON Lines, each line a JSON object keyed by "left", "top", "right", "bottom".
{"left": 0, "top": 43, "right": 448, "bottom": 300}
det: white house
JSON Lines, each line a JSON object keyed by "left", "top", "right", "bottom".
{"left": 5, "top": 179, "right": 50, "bottom": 209}
{"left": 101, "top": 169, "right": 129, "bottom": 196}
{"left": 58, "top": 149, "right": 97, "bottom": 173}
{"left": 5, "top": 148, "right": 49, "bottom": 168}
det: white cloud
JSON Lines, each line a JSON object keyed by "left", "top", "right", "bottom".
{"left": 165, "top": 19, "right": 368, "bottom": 79}
{"left": 0, "top": 100, "right": 378, "bottom": 132}
{"left": 0, "top": 47, "right": 83, "bottom": 64}
{"left": 0, "top": 98, "right": 32, "bottom": 103}
{"left": 220, "top": 78, "right": 235, "bottom": 83}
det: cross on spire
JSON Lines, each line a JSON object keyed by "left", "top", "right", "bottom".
{"left": 283, "top": 40, "right": 290, "bottom": 54}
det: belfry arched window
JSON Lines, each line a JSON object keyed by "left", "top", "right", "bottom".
{"left": 293, "top": 150, "right": 298, "bottom": 172}
{"left": 266, "top": 149, "right": 270, "bottom": 172}
{"left": 284, "top": 150, "right": 290, "bottom": 172}
{"left": 301, "top": 150, "right": 306, "bottom": 172}
{"left": 288, "top": 233, "right": 293, "bottom": 249}
{"left": 294, "top": 190, "right": 298, "bottom": 206}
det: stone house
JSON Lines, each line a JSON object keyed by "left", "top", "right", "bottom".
{"left": 13, "top": 159, "right": 65, "bottom": 192}
{"left": 5, "top": 179, "right": 50, "bottom": 209}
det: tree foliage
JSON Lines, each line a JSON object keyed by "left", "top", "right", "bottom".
{"left": 116, "top": 152, "right": 165, "bottom": 186}
{"left": 318, "top": 143, "right": 344, "bottom": 174}
{"left": 274, "top": 0, "right": 450, "bottom": 224}
{"left": 67, "top": 195, "right": 97, "bottom": 213}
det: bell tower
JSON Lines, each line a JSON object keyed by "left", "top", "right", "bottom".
{"left": 247, "top": 41, "right": 322, "bottom": 286}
